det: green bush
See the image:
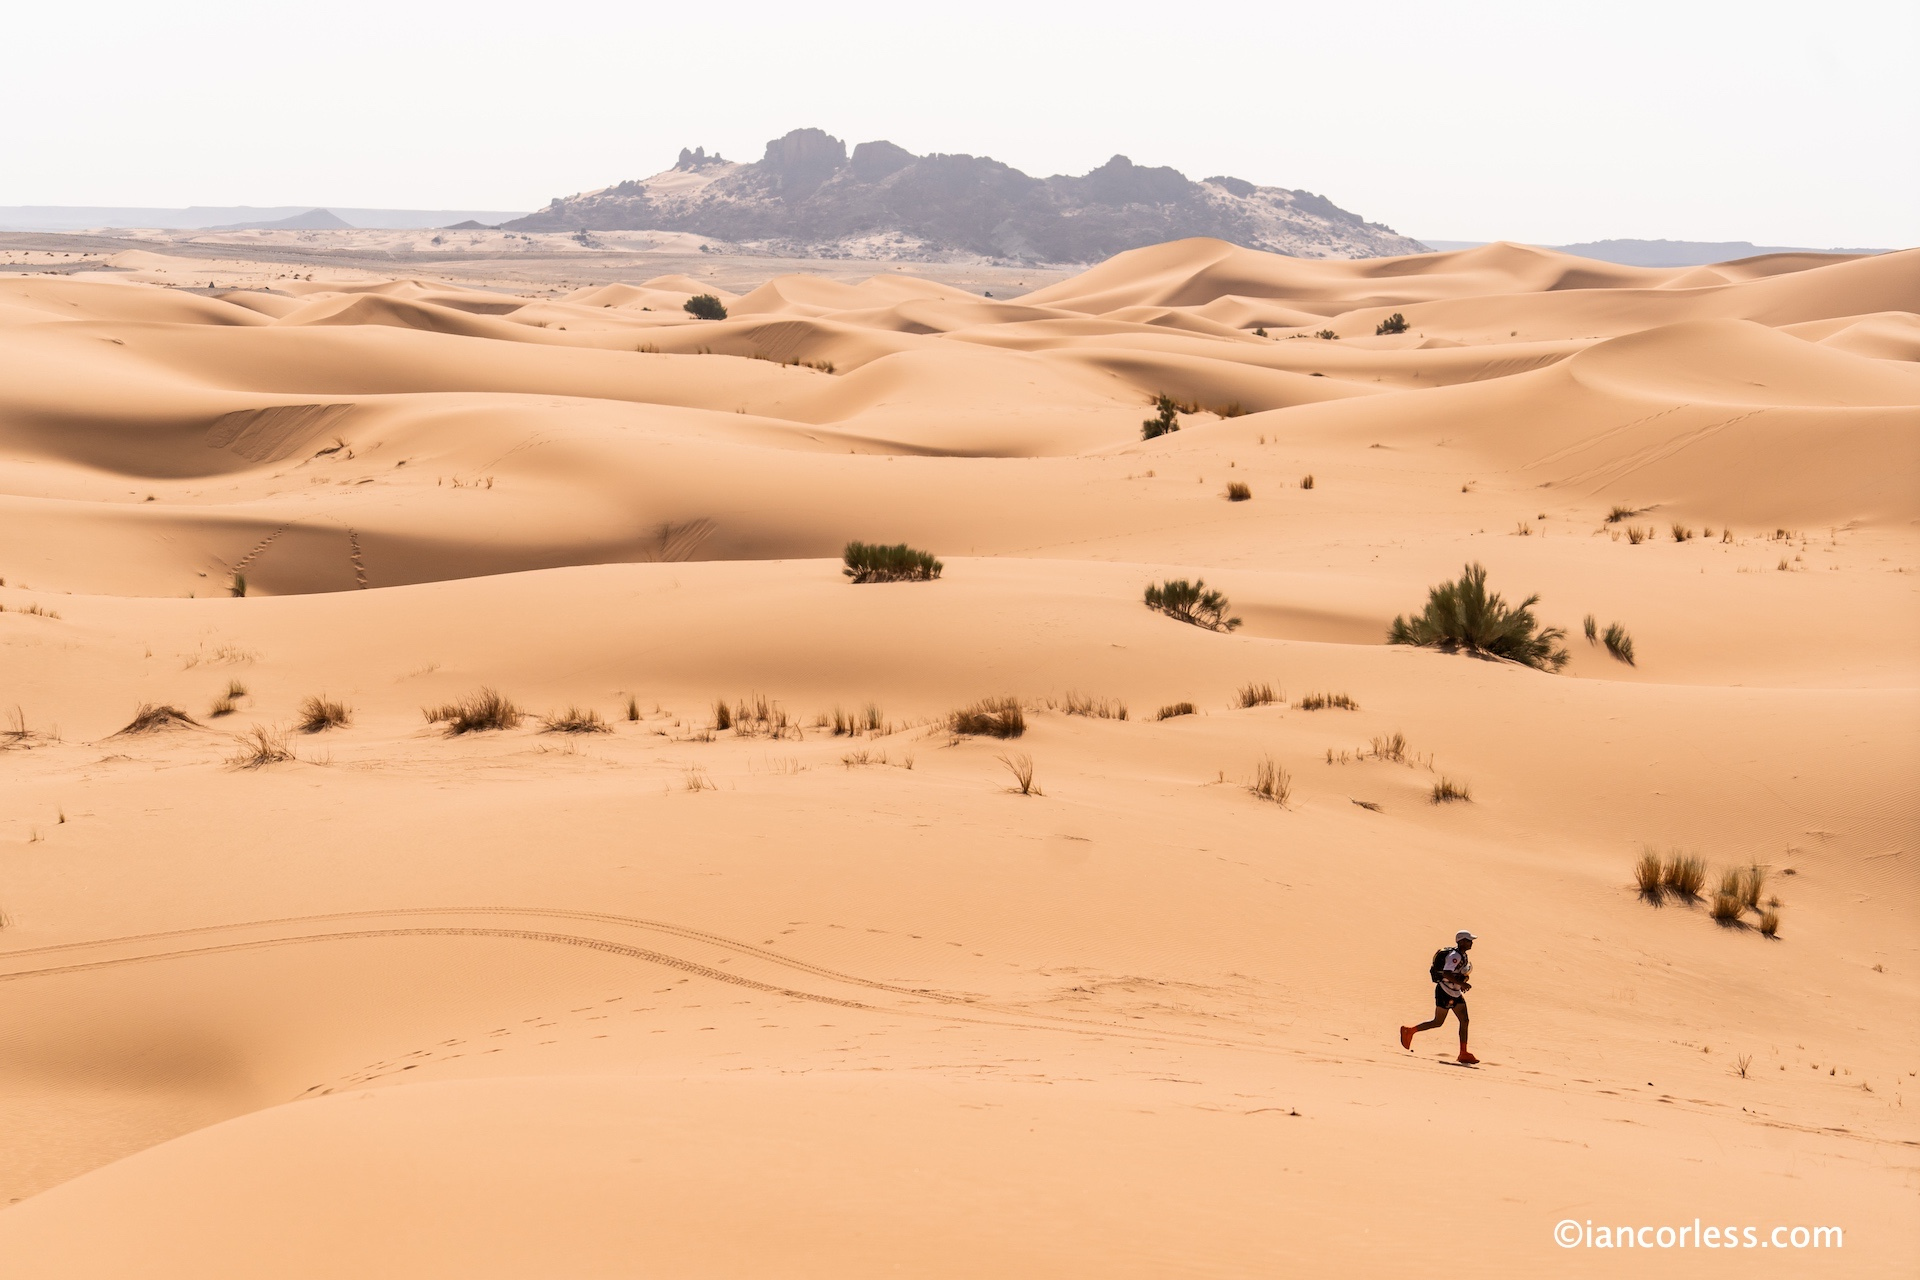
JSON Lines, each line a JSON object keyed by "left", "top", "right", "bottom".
{"left": 1375, "top": 312, "right": 1409, "bottom": 335}
{"left": 683, "top": 293, "right": 727, "bottom": 320}
{"left": 1602, "top": 622, "right": 1635, "bottom": 666}
{"left": 1141, "top": 393, "right": 1181, "bottom": 440}
{"left": 1145, "top": 579, "right": 1241, "bottom": 632}
{"left": 843, "top": 541, "right": 942, "bottom": 583}
{"left": 1386, "top": 562, "right": 1568, "bottom": 671}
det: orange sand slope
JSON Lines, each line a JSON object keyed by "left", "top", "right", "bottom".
{"left": 1, "top": 238, "right": 1916, "bottom": 1277}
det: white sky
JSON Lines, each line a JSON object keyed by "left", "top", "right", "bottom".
{"left": 5, "top": 0, "right": 1914, "bottom": 246}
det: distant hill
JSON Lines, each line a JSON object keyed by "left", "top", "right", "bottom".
{"left": 505, "top": 128, "right": 1427, "bottom": 263}
{"left": 1423, "top": 238, "right": 1891, "bottom": 266}
{"left": 208, "top": 208, "right": 354, "bottom": 231}
{"left": 0, "top": 207, "right": 531, "bottom": 232}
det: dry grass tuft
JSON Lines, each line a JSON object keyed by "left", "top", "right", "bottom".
{"left": 1300, "top": 474, "right": 1315, "bottom": 490}
{"left": 1626, "top": 525, "right": 1647, "bottom": 545}
{"left": 1367, "top": 732, "right": 1408, "bottom": 763}
{"left": 1710, "top": 892, "right": 1744, "bottom": 924}
{"left": 684, "top": 768, "right": 715, "bottom": 792}
{"left": 1758, "top": 909, "right": 1780, "bottom": 938}
{"left": 626, "top": 695, "right": 641, "bottom": 722}
{"left": 1661, "top": 851, "right": 1706, "bottom": 900}
{"left": 1602, "top": 623, "right": 1636, "bottom": 665}
{"left": 1734, "top": 1053, "right": 1752, "bottom": 1079}
{"left": 1050, "top": 692, "right": 1127, "bottom": 720}
{"left": 1671, "top": 523, "right": 1694, "bottom": 542}
{"left": 1250, "top": 756, "right": 1291, "bottom": 805}
{"left": 1605, "top": 505, "right": 1641, "bottom": 524}
{"left": 1296, "top": 692, "right": 1357, "bottom": 711}
{"left": 542, "top": 705, "right": 611, "bottom": 734}
{"left": 831, "top": 703, "right": 887, "bottom": 736}
{"left": 296, "top": 696, "right": 352, "bottom": 733}
{"left": 951, "top": 696, "right": 1025, "bottom": 738}
{"left": 226, "top": 724, "right": 293, "bottom": 769}
{"left": 1635, "top": 848, "right": 1665, "bottom": 899}
{"left": 1155, "top": 702, "right": 1196, "bottom": 720}
{"left": 209, "top": 695, "right": 238, "bottom": 718}
{"left": 1237, "top": 682, "right": 1279, "bottom": 708}
{"left": 1584, "top": 614, "right": 1598, "bottom": 644}
{"left": 1430, "top": 776, "right": 1472, "bottom": 804}
{"left": 727, "top": 693, "right": 799, "bottom": 739}
{"left": 118, "top": 704, "right": 199, "bottom": 734}
{"left": 1739, "top": 863, "right": 1767, "bottom": 912}
{"left": 713, "top": 699, "right": 733, "bottom": 731}
{"left": 998, "top": 752, "right": 1041, "bottom": 795}
{"left": 424, "top": 687, "right": 523, "bottom": 735}
{"left": 1225, "top": 481, "right": 1252, "bottom": 502}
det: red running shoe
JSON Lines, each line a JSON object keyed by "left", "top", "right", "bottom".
{"left": 1399, "top": 1026, "right": 1415, "bottom": 1051}
{"left": 1458, "top": 1049, "right": 1480, "bottom": 1065}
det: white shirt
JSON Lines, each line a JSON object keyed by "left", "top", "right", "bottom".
{"left": 1439, "top": 948, "right": 1472, "bottom": 998}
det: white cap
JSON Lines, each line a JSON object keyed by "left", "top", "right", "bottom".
{"left": 1456, "top": 930, "right": 1477, "bottom": 942}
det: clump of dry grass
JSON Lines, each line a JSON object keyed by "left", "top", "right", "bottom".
{"left": 1710, "top": 891, "right": 1744, "bottom": 924}
{"left": 684, "top": 768, "right": 715, "bottom": 792}
{"left": 726, "top": 693, "right": 799, "bottom": 739}
{"left": 843, "top": 541, "right": 942, "bottom": 583}
{"left": 1739, "top": 863, "right": 1767, "bottom": 912}
{"left": 1603, "top": 623, "right": 1635, "bottom": 665}
{"left": 1300, "top": 474, "right": 1315, "bottom": 490}
{"left": 117, "top": 704, "right": 199, "bottom": 734}
{"left": 209, "top": 694, "right": 238, "bottom": 718}
{"left": 1758, "top": 909, "right": 1780, "bottom": 938}
{"left": 1635, "top": 848, "right": 1665, "bottom": 899}
{"left": 1626, "top": 525, "right": 1647, "bottom": 544}
{"left": 626, "top": 695, "right": 641, "bottom": 722}
{"left": 1430, "top": 776, "right": 1472, "bottom": 804}
{"left": 1155, "top": 702, "right": 1195, "bottom": 720}
{"left": 424, "top": 688, "right": 523, "bottom": 735}
{"left": 542, "top": 705, "right": 611, "bottom": 734}
{"left": 1296, "top": 692, "right": 1357, "bottom": 711}
{"left": 1605, "top": 505, "right": 1641, "bottom": 524}
{"left": 1584, "top": 614, "right": 1598, "bottom": 644}
{"left": 1250, "top": 756, "right": 1291, "bottom": 805}
{"left": 296, "top": 695, "right": 352, "bottom": 733}
{"left": 226, "top": 724, "right": 293, "bottom": 769}
{"left": 998, "top": 752, "right": 1041, "bottom": 795}
{"left": 1225, "top": 481, "right": 1252, "bottom": 502}
{"left": 1237, "top": 682, "right": 1279, "bottom": 708}
{"left": 1661, "top": 852, "right": 1706, "bottom": 900}
{"left": 831, "top": 703, "right": 886, "bottom": 735}
{"left": 1053, "top": 692, "right": 1127, "bottom": 720}
{"left": 1671, "top": 523, "right": 1694, "bottom": 542}
{"left": 713, "top": 699, "right": 733, "bottom": 730}
{"left": 1367, "top": 732, "right": 1408, "bottom": 763}
{"left": 951, "top": 696, "right": 1025, "bottom": 738}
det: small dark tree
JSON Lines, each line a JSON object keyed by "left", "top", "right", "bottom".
{"left": 1144, "top": 579, "right": 1241, "bottom": 632}
{"left": 683, "top": 293, "right": 728, "bottom": 320}
{"left": 1387, "top": 562, "right": 1569, "bottom": 671}
{"left": 1141, "top": 393, "right": 1181, "bottom": 440}
{"left": 1375, "top": 312, "right": 1409, "bottom": 335}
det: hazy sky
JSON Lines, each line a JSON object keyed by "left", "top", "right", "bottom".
{"left": 6, "top": 0, "right": 1913, "bottom": 246}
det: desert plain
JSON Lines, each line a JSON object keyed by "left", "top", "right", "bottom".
{"left": 0, "top": 232, "right": 1916, "bottom": 1276}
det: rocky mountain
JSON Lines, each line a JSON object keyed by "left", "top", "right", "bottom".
{"left": 504, "top": 128, "right": 1425, "bottom": 263}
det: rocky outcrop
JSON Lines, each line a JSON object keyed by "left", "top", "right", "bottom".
{"left": 505, "top": 129, "right": 1425, "bottom": 263}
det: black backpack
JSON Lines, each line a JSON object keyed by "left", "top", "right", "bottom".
{"left": 1429, "top": 946, "right": 1458, "bottom": 983}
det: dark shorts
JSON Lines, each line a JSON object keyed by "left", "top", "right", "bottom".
{"left": 1434, "top": 985, "right": 1466, "bottom": 1011}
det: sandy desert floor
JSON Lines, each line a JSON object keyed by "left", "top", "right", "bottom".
{"left": 1, "top": 235, "right": 1916, "bottom": 1277}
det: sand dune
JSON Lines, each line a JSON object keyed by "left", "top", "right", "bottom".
{"left": 1, "top": 236, "right": 1915, "bottom": 1276}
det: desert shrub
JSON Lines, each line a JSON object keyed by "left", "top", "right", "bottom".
{"left": 1605, "top": 505, "right": 1641, "bottom": 524}
{"left": 1155, "top": 702, "right": 1195, "bottom": 720}
{"left": 118, "top": 704, "right": 198, "bottom": 733}
{"left": 1661, "top": 852, "right": 1706, "bottom": 900}
{"left": 1226, "top": 481, "right": 1251, "bottom": 502}
{"left": 1602, "top": 623, "right": 1635, "bottom": 666}
{"left": 843, "top": 541, "right": 942, "bottom": 583}
{"left": 209, "top": 695, "right": 237, "bottom": 718}
{"left": 1710, "top": 892, "right": 1743, "bottom": 924}
{"left": 683, "top": 293, "right": 727, "bottom": 320}
{"left": 1253, "top": 326, "right": 1268, "bottom": 337}
{"left": 998, "top": 752, "right": 1041, "bottom": 795}
{"left": 1237, "top": 681, "right": 1279, "bottom": 708}
{"left": 542, "top": 705, "right": 611, "bottom": 734}
{"left": 831, "top": 703, "right": 887, "bottom": 735}
{"left": 1296, "top": 692, "right": 1357, "bottom": 710}
{"left": 951, "top": 696, "right": 1025, "bottom": 738}
{"left": 1387, "top": 563, "right": 1568, "bottom": 671}
{"left": 1055, "top": 692, "right": 1127, "bottom": 720}
{"left": 1214, "top": 402, "right": 1246, "bottom": 418}
{"left": 1141, "top": 393, "right": 1181, "bottom": 440}
{"left": 1145, "top": 579, "right": 1241, "bottom": 632}
{"left": 626, "top": 695, "right": 641, "bottom": 722}
{"left": 230, "top": 572, "right": 247, "bottom": 598}
{"left": 1625, "top": 525, "right": 1651, "bottom": 545}
{"left": 1671, "top": 523, "right": 1694, "bottom": 543}
{"left": 424, "top": 687, "right": 523, "bottom": 735}
{"left": 1583, "top": 614, "right": 1598, "bottom": 644}
{"left": 225, "top": 679, "right": 248, "bottom": 699}
{"left": 226, "top": 724, "right": 293, "bottom": 769}
{"left": 1740, "top": 863, "right": 1766, "bottom": 912}
{"left": 1634, "top": 848, "right": 1664, "bottom": 898}
{"left": 1315, "top": 329, "right": 1338, "bottom": 340}
{"left": 297, "top": 695, "right": 352, "bottom": 733}
{"left": 1430, "top": 777, "right": 1472, "bottom": 804}
{"left": 1758, "top": 909, "right": 1780, "bottom": 937}
{"left": 712, "top": 699, "right": 733, "bottom": 730}
{"left": 1300, "top": 474, "right": 1316, "bottom": 490}
{"left": 729, "top": 693, "right": 797, "bottom": 739}
{"left": 1368, "top": 732, "right": 1408, "bottom": 762}
{"left": 1250, "top": 755, "right": 1291, "bottom": 805}
{"left": 1375, "top": 312, "right": 1409, "bottom": 335}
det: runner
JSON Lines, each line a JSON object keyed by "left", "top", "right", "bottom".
{"left": 1400, "top": 930, "right": 1478, "bottom": 1064}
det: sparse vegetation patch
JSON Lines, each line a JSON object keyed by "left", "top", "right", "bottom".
{"left": 297, "top": 696, "right": 352, "bottom": 733}
{"left": 683, "top": 293, "right": 727, "bottom": 320}
{"left": 1237, "top": 682, "right": 1279, "bottom": 708}
{"left": 117, "top": 704, "right": 199, "bottom": 734}
{"left": 226, "top": 724, "right": 294, "bottom": 769}
{"left": 1387, "top": 562, "right": 1569, "bottom": 671}
{"left": 843, "top": 541, "right": 942, "bottom": 583}
{"left": 1296, "top": 692, "right": 1357, "bottom": 711}
{"left": 1155, "top": 702, "right": 1196, "bottom": 720}
{"left": 542, "top": 705, "right": 611, "bottom": 734}
{"left": 1375, "top": 312, "right": 1409, "bottom": 335}
{"left": 1145, "top": 579, "right": 1241, "bottom": 632}
{"left": 424, "top": 687, "right": 524, "bottom": 735}
{"left": 951, "top": 696, "right": 1025, "bottom": 738}
{"left": 1250, "top": 756, "right": 1291, "bottom": 805}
